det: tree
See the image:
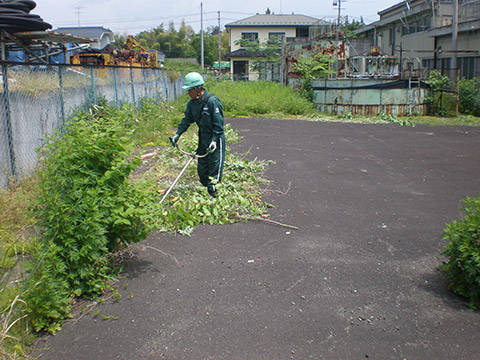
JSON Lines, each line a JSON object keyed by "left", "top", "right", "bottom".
{"left": 294, "top": 53, "right": 335, "bottom": 100}
{"left": 133, "top": 21, "right": 226, "bottom": 66}
{"left": 135, "top": 20, "right": 194, "bottom": 58}
{"left": 341, "top": 17, "right": 365, "bottom": 38}
{"left": 137, "top": 25, "right": 165, "bottom": 50}
{"left": 112, "top": 33, "right": 127, "bottom": 49}
{"left": 234, "top": 38, "right": 282, "bottom": 80}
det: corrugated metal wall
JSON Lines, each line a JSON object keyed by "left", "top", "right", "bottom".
{"left": 312, "top": 78, "right": 426, "bottom": 116}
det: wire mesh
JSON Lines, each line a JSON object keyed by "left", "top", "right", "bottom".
{"left": 0, "top": 62, "right": 184, "bottom": 188}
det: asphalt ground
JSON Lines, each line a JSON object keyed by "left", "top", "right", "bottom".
{"left": 32, "top": 119, "right": 480, "bottom": 360}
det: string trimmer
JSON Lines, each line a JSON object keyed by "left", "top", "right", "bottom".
{"left": 158, "top": 138, "right": 208, "bottom": 204}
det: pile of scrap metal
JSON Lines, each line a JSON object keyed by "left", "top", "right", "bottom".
{"left": 0, "top": 0, "right": 51, "bottom": 33}
{"left": 70, "top": 35, "right": 159, "bottom": 67}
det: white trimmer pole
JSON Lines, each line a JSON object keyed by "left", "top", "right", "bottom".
{"left": 159, "top": 155, "right": 196, "bottom": 204}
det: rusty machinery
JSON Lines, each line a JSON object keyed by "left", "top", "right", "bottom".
{"left": 70, "top": 35, "right": 158, "bottom": 67}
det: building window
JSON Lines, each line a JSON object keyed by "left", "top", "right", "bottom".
{"left": 423, "top": 59, "right": 434, "bottom": 69}
{"left": 402, "top": 15, "right": 431, "bottom": 35}
{"left": 459, "top": 57, "right": 475, "bottom": 79}
{"left": 233, "top": 60, "right": 249, "bottom": 81}
{"left": 437, "top": 58, "right": 452, "bottom": 74}
{"left": 241, "top": 32, "right": 258, "bottom": 42}
{"left": 268, "top": 32, "right": 285, "bottom": 42}
{"left": 296, "top": 27, "right": 309, "bottom": 37}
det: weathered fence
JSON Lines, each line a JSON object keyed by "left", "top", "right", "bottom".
{"left": 0, "top": 62, "right": 184, "bottom": 188}
{"left": 312, "top": 78, "right": 427, "bottom": 117}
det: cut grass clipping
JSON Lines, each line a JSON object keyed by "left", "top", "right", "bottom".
{"left": 137, "top": 126, "right": 276, "bottom": 236}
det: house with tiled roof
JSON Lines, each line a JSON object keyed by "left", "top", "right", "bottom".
{"left": 225, "top": 14, "right": 327, "bottom": 80}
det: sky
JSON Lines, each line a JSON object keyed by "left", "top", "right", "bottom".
{"left": 33, "top": 0, "right": 402, "bottom": 35}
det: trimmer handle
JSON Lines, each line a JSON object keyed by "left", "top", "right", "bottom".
{"left": 169, "top": 136, "right": 178, "bottom": 148}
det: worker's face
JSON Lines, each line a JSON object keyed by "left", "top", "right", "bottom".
{"left": 187, "top": 87, "right": 200, "bottom": 100}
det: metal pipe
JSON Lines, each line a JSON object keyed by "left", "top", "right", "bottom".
{"left": 159, "top": 155, "right": 195, "bottom": 204}
{"left": 1, "top": 63, "right": 16, "bottom": 182}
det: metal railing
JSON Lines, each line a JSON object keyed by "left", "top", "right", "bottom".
{"left": 0, "top": 61, "right": 184, "bottom": 188}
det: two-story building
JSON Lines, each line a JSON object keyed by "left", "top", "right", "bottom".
{"left": 225, "top": 14, "right": 326, "bottom": 81}
{"left": 356, "top": 0, "right": 480, "bottom": 79}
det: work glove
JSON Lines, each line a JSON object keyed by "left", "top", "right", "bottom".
{"left": 169, "top": 134, "right": 179, "bottom": 147}
{"left": 207, "top": 141, "right": 217, "bottom": 154}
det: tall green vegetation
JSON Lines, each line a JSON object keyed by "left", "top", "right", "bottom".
{"left": 25, "top": 106, "right": 155, "bottom": 333}
{"left": 442, "top": 195, "right": 480, "bottom": 310}
{"left": 135, "top": 21, "right": 229, "bottom": 66}
{"left": 136, "top": 21, "right": 194, "bottom": 58}
{"left": 340, "top": 17, "right": 366, "bottom": 38}
{"left": 205, "top": 80, "right": 316, "bottom": 117}
{"left": 0, "top": 178, "right": 36, "bottom": 358}
{"left": 425, "top": 71, "right": 456, "bottom": 117}
{"left": 458, "top": 77, "right": 480, "bottom": 117}
{"left": 293, "top": 53, "right": 335, "bottom": 101}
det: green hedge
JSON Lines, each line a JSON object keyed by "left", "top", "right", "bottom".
{"left": 459, "top": 78, "right": 480, "bottom": 117}
{"left": 442, "top": 195, "right": 480, "bottom": 310}
{"left": 25, "top": 110, "right": 153, "bottom": 333}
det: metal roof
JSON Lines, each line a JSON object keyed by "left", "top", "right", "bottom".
{"left": 52, "top": 26, "right": 113, "bottom": 40}
{"left": 9, "top": 30, "right": 95, "bottom": 43}
{"left": 225, "top": 14, "right": 323, "bottom": 27}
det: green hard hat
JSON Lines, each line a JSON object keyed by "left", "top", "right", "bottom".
{"left": 182, "top": 72, "right": 205, "bottom": 90}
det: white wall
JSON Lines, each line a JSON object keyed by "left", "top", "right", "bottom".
{"left": 229, "top": 26, "right": 296, "bottom": 51}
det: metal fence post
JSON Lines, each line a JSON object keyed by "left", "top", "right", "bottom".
{"left": 1, "top": 63, "right": 16, "bottom": 182}
{"left": 142, "top": 68, "right": 148, "bottom": 98}
{"left": 58, "top": 65, "right": 66, "bottom": 125}
{"left": 130, "top": 67, "right": 136, "bottom": 106}
{"left": 164, "top": 71, "right": 169, "bottom": 101}
{"left": 90, "top": 67, "right": 96, "bottom": 102}
{"left": 154, "top": 69, "right": 159, "bottom": 100}
{"left": 113, "top": 67, "right": 119, "bottom": 107}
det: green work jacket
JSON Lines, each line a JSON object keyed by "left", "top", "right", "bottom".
{"left": 176, "top": 91, "right": 225, "bottom": 153}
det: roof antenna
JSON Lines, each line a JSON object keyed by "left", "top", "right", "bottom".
{"left": 75, "top": 2, "right": 85, "bottom": 27}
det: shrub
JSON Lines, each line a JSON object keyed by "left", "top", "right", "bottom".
{"left": 459, "top": 78, "right": 480, "bottom": 117}
{"left": 25, "top": 110, "right": 154, "bottom": 332}
{"left": 425, "top": 71, "right": 456, "bottom": 117}
{"left": 441, "top": 195, "right": 480, "bottom": 310}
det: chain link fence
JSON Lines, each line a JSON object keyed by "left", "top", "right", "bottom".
{"left": 0, "top": 62, "right": 184, "bottom": 188}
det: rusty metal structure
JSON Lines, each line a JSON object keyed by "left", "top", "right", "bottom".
{"left": 312, "top": 78, "right": 426, "bottom": 117}
{"left": 284, "top": 36, "right": 427, "bottom": 116}
{"left": 69, "top": 35, "right": 159, "bottom": 68}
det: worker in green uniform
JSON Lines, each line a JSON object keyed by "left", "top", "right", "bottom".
{"left": 170, "top": 72, "right": 225, "bottom": 197}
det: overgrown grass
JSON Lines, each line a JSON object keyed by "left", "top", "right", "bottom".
{"left": 163, "top": 60, "right": 203, "bottom": 77}
{"left": 203, "top": 80, "right": 317, "bottom": 118}
{"left": 0, "top": 179, "right": 36, "bottom": 358}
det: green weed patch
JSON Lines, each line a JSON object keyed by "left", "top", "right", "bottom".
{"left": 442, "top": 195, "right": 480, "bottom": 310}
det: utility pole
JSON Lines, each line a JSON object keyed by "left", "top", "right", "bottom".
{"left": 218, "top": 11, "right": 221, "bottom": 77}
{"left": 452, "top": 0, "right": 458, "bottom": 81}
{"left": 200, "top": 2, "right": 204, "bottom": 70}
{"left": 333, "top": 0, "right": 344, "bottom": 41}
